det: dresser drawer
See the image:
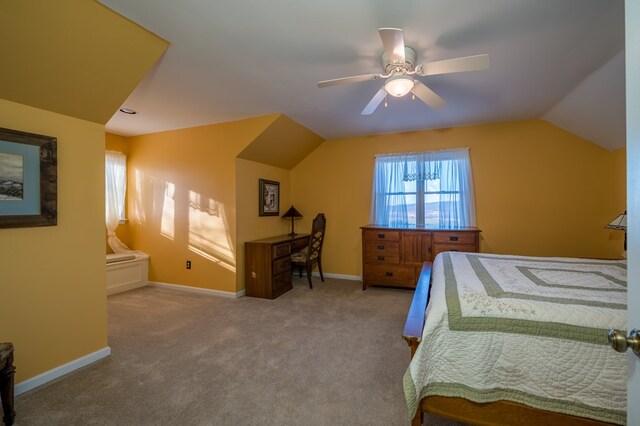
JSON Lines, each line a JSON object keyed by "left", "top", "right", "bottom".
{"left": 272, "top": 242, "right": 291, "bottom": 259}
{"left": 273, "top": 271, "right": 292, "bottom": 291}
{"left": 363, "top": 229, "right": 400, "bottom": 242}
{"left": 272, "top": 271, "right": 292, "bottom": 298}
{"left": 364, "top": 241, "right": 399, "bottom": 256}
{"left": 363, "top": 264, "right": 415, "bottom": 287}
{"left": 433, "top": 243, "right": 478, "bottom": 259}
{"left": 291, "top": 238, "right": 308, "bottom": 252}
{"left": 433, "top": 231, "right": 477, "bottom": 245}
{"left": 364, "top": 251, "right": 400, "bottom": 264}
{"left": 273, "top": 256, "right": 291, "bottom": 275}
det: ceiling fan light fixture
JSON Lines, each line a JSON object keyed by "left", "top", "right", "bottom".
{"left": 318, "top": 28, "right": 489, "bottom": 114}
{"left": 384, "top": 75, "right": 414, "bottom": 97}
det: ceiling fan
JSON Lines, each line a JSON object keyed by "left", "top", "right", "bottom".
{"left": 317, "top": 28, "right": 490, "bottom": 115}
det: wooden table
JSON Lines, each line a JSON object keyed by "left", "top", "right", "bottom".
{"left": 245, "top": 234, "right": 309, "bottom": 299}
{"left": 0, "top": 343, "right": 15, "bottom": 426}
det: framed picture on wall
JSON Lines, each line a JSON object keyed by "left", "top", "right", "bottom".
{"left": 259, "top": 179, "right": 279, "bottom": 216}
{"left": 0, "top": 127, "right": 57, "bottom": 228}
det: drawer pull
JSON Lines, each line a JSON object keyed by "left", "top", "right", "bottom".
{"left": 377, "top": 256, "right": 385, "bottom": 261}
{"left": 449, "top": 236, "right": 459, "bottom": 241}
{"left": 385, "top": 271, "right": 394, "bottom": 277}
{"left": 378, "top": 233, "right": 385, "bottom": 239}
{"left": 377, "top": 244, "right": 385, "bottom": 250}
{"left": 451, "top": 249, "right": 459, "bottom": 252}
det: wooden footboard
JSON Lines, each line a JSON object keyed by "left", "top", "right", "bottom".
{"left": 401, "top": 262, "right": 616, "bottom": 426}
{"left": 419, "top": 396, "right": 615, "bottom": 426}
{"left": 402, "top": 262, "right": 431, "bottom": 426}
{"left": 402, "top": 262, "right": 432, "bottom": 358}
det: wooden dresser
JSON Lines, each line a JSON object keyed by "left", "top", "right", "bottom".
{"left": 361, "top": 225, "right": 481, "bottom": 290}
{"left": 245, "top": 234, "right": 309, "bottom": 299}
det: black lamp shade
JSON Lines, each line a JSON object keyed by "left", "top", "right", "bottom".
{"left": 282, "top": 205, "right": 303, "bottom": 218}
{"left": 282, "top": 205, "right": 302, "bottom": 236}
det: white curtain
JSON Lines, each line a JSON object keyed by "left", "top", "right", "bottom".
{"left": 369, "top": 148, "right": 476, "bottom": 227}
{"left": 105, "top": 151, "right": 133, "bottom": 253}
{"left": 369, "top": 153, "right": 410, "bottom": 227}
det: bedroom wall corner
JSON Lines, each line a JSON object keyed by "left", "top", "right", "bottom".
{"left": 291, "top": 119, "right": 624, "bottom": 277}
{"left": 235, "top": 158, "right": 291, "bottom": 291}
{"left": 125, "top": 115, "right": 279, "bottom": 293}
{"left": 0, "top": 98, "right": 107, "bottom": 383}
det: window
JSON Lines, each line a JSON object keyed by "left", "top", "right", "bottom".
{"left": 105, "top": 150, "right": 133, "bottom": 253}
{"left": 369, "top": 148, "right": 476, "bottom": 228}
{"left": 105, "top": 150, "right": 127, "bottom": 223}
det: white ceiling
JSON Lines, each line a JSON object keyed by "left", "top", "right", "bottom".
{"left": 543, "top": 51, "right": 625, "bottom": 151}
{"left": 100, "top": 0, "right": 625, "bottom": 149}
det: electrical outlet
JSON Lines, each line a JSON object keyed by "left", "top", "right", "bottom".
{"left": 186, "top": 260, "right": 191, "bottom": 269}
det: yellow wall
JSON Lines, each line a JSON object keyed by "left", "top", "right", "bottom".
{"left": 105, "top": 133, "right": 132, "bottom": 251}
{"left": 0, "top": 99, "right": 107, "bottom": 382}
{"left": 113, "top": 117, "right": 626, "bottom": 290}
{"left": 291, "top": 120, "right": 626, "bottom": 277}
{"left": 125, "top": 115, "right": 280, "bottom": 293}
{"left": 105, "top": 132, "right": 131, "bottom": 156}
{"left": 236, "top": 159, "right": 291, "bottom": 290}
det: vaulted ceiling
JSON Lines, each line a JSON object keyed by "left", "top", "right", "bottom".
{"left": 99, "top": 1, "right": 624, "bottom": 150}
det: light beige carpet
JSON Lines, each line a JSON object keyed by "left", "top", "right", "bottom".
{"left": 15, "top": 277, "right": 466, "bottom": 425}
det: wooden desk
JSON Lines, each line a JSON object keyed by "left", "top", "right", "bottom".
{"left": 245, "top": 234, "right": 309, "bottom": 299}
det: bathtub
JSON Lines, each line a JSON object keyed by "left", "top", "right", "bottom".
{"left": 106, "top": 252, "right": 149, "bottom": 295}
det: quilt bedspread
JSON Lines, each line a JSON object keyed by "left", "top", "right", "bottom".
{"left": 403, "top": 252, "right": 627, "bottom": 424}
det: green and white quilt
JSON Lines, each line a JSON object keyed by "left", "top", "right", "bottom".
{"left": 404, "top": 252, "right": 627, "bottom": 425}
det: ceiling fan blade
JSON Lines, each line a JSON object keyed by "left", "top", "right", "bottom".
{"left": 417, "top": 54, "right": 490, "bottom": 76}
{"left": 317, "top": 73, "right": 381, "bottom": 88}
{"left": 361, "top": 87, "right": 387, "bottom": 115}
{"left": 411, "top": 81, "right": 446, "bottom": 109}
{"left": 379, "top": 28, "right": 405, "bottom": 63}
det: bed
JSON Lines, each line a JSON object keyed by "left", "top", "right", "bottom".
{"left": 402, "top": 252, "right": 627, "bottom": 426}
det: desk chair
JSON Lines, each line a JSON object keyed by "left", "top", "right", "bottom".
{"left": 291, "top": 213, "right": 326, "bottom": 288}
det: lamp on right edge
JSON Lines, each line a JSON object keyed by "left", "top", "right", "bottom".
{"left": 605, "top": 211, "right": 627, "bottom": 251}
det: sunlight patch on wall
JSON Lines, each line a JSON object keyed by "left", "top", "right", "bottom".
{"left": 133, "top": 168, "right": 147, "bottom": 225}
{"left": 133, "top": 168, "right": 175, "bottom": 241}
{"left": 160, "top": 182, "right": 175, "bottom": 240}
{"left": 188, "top": 190, "right": 236, "bottom": 272}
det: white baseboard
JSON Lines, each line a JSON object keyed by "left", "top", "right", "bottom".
{"left": 15, "top": 346, "right": 111, "bottom": 395}
{"left": 107, "top": 281, "right": 147, "bottom": 295}
{"left": 149, "top": 281, "right": 245, "bottom": 298}
{"left": 149, "top": 275, "right": 359, "bottom": 299}
{"left": 310, "top": 272, "right": 362, "bottom": 281}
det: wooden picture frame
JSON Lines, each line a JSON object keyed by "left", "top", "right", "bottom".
{"left": 259, "top": 179, "right": 279, "bottom": 216}
{"left": 0, "top": 127, "right": 57, "bottom": 228}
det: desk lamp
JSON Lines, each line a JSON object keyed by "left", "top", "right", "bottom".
{"left": 605, "top": 211, "right": 627, "bottom": 252}
{"left": 282, "top": 205, "right": 303, "bottom": 237}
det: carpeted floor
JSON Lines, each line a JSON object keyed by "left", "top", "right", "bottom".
{"left": 15, "top": 277, "right": 465, "bottom": 425}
